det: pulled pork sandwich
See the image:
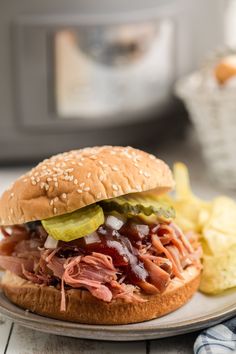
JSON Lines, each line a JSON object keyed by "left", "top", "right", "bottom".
{"left": 0, "top": 146, "right": 201, "bottom": 324}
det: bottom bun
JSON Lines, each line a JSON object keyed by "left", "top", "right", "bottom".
{"left": 1, "top": 266, "right": 200, "bottom": 325}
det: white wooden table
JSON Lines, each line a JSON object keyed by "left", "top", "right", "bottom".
{"left": 0, "top": 315, "right": 198, "bottom": 354}
{"left": 0, "top": 133, "right": 233, "bottom": 354}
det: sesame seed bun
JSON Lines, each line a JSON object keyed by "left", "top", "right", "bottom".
{"left": 1, "top": 266, "right": 200, "bottom": 324}
{"left": 0, "top": 146, "right": 174, "bottom": 225}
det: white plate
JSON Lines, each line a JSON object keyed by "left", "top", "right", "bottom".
{"left": 0, "top": 289, "right": 236, "bottom": 341}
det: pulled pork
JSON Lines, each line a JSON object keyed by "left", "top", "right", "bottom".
{"left": 0, "top": 218, "right": 201, "bottom": 311}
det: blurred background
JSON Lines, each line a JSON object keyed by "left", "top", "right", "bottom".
{"left": 0, "top": 0, "right": 236, "bottom": 192}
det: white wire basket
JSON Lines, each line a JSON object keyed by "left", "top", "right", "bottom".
{"left": 175, "top": 72, "right": 236, "bottom": 189}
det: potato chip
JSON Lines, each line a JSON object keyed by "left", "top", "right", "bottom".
{"left": 200, "top": 245, "right": 236, "bottom": 294}
{"left": 172, "top": 163, "right": 210, "bottom": 233}
{"left": 205, "top": 196, "right": 236, "bottom": 234}
{"left": 172, "top": 200, "right": 202, "bottom": 232}
{"left": 202, "top": 228, "right": 236, "bottom": 255}
{"left": 174, "top": 162, "right": 193, "bottom": 200}
{"left": 171, "top": 162, "right": 236, "bottom": 294}
{"left": 198, "top": 209, "right": 211, "bottom": 230}
{"left": 201, "top": 196, "right": 236, "bottom": 255}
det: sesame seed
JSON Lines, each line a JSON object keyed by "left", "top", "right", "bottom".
{"left": 55, "top": 182, "right": 59, "bottom": 188}
{"left": 42, "top": 165, "right": 47, "bottom": 170}
{"left": 112, "top": 166, "right": 119, "bottom": 171}
{"left": 36, "top": 177, "right": 40, "bottom": 182}
{"left": 62, "top": 193, "right": 67, "bottom": 199}
{"left": 124, "top": 152, "right": 132, "bottom": 159}
{"left": 10, "top": 192, "right": 14, "bottom": 198}
{"left": 126, "top": 188, "right": 132, "bottom": 193}
{"left": 53, "top": 207, "right": 57, "bottom": 214}
{"left": 80, "top": 182, "right": 85, "bottom": 187}
{"left": 74, "top": 179, "right": 78, "bottom": 185}
{"left": 139, "top": 170, "right": 143, "bottom": 175}
{"left": 23, "top": 179, "right": 28, "bottom": 183}
{"left": 69, "top": 176, "right": 74, "bottom": 181}
{"left": 84, "top": 187, "right": 90, "bottom": 192}
{"left": 45, "top": 184, "right": 49, "bottom": 191}
{"left": 54, "top": 171, "right": 63, "bottom": 176}
{"left": 66, "top": 168, "right": 74, "bottom": 173}
{"left": 54, "top": 197, "right": 59, "bottom": 202}
{"left": 71, "top": 161, "right": 76, "bottom": 165}
{"left": 90, "top": 155, "right": 97, "bottom": 160}
{"left": 40, "top": 182, "right": 45, "bottom": 189}
{"left": 112, "top": 184, "right": 119, "bottom": 191}
{"left": 10, "top": 208, "right": 13, "bottom": 214}
{"left": 150, "top": 155, "right": 155, "bottom": 160}
{"left": 31, "top": 181, "right": 37, "bottom": 185}
{"left": 134, "top": 163, "right": 139, "bottom": 168}
{"left": 77, "top": 189, "right": 82, "bottom": 194}
{"left": 53, "top": 177, "right": 57, "bottom": 182}
{"left": 47, "top": 177, "right": 52, "bottom": 182}
{"left": 144, "top": 171, "right": 150, "bottom": 178}
{"left": 99, "top": 175, "right": 104, "bottom": 181}
{"left": 78, "top": 162, "right": 83, "bottom": 166}
{"left": 50, "top": 200, "right": 54, "bottom": 206}
{"left": 87, "top": 172, "right": 91, "bottom": 178}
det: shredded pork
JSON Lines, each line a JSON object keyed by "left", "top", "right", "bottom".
{"left": 0, "top": 219, "right": 201, "bottom": 311}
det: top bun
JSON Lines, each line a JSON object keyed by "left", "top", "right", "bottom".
{"left": 0, "top": 146, "right": 174, "bottom": 225}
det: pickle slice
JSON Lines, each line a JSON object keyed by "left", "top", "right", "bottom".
{"left": 42, "top": 204, "right": 104, "bottom": 242}
{"left": 100, "top": 194, "right": 175, "bottom": 220}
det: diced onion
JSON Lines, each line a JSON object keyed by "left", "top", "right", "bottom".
{"left": 44, "top": 235, "right": 59, "bottom": 249}
{"left": 0, "top": 227, "right": 12, "bottom": 239}
{"left": 84, "top": 232, "right": 100, "bottom": 244}
{"left": 135, "top": 224, "right": 149, "bottom": 236}
{"left": 105, "top": 215, "right": 125, "bottom": 230}
{"left": 4, "top": 227, "right": 12, "bottom": 235}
